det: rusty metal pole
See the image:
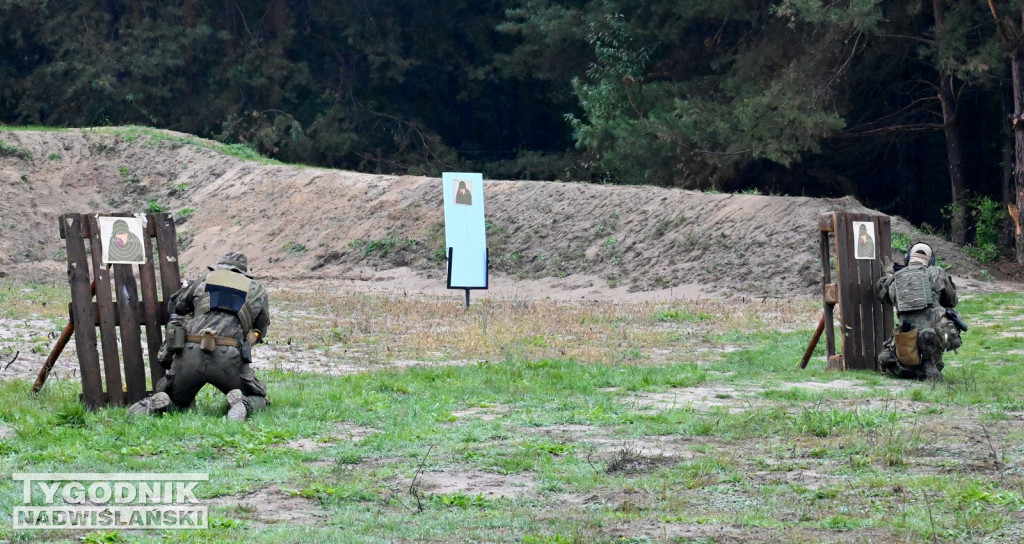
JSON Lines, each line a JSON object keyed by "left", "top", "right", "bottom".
{"left": 32, "top": 322, "right": 75, "bottom": 393}
{"left": 799, "top": 314, "right": 827, "bottom": 369}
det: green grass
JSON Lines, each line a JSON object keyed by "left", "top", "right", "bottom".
{"left": 2, "top": 125, "right": 282, "bottom": 165}
{"left": 0, "top": 140, "right": 33, "bottom": 159}
{"left": 0, "top": 284, "right": 1023, "bottom": 542}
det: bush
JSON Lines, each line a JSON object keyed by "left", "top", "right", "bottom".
{"left": 967, "top": 196, "right": 1002, "bottom": 264}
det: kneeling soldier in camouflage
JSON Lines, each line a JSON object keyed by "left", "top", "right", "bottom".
{"left": 129, "top": 252, "right": 270, "bottom": 420}
{"left": 875, "top": 243, "right": 965, "bottom": 382}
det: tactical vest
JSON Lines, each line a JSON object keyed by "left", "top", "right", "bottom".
{"left": 194, "top": 269, "right": 257, "bottom": 334}
{"left": 893, "top": 266, "right": 934, "bottom": 313}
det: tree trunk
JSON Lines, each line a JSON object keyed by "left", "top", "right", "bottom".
{"left": 933, "top": 0, "right": 967, "bottom": 246}
{"left": 938, "top": 73, "right": 967, "bottom": 245}
{"left": 1013, "top": 47, "right": 1024, "bottom": 262}
{"left": 1001, "top": 102, "right": 1015, "bottom": 253}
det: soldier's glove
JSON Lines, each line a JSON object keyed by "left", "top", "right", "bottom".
{"left": 882, "top": 256, "right": 895, "bottom": 275}
{"left": 246, "top": 330, "right": 261, "bottom": 345}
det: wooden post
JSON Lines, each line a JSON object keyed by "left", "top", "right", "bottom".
{"left": 87, "top": 215, "right": 123, "bottom": 405}
{"left": 814, "top": 212, "right": 893, "bottom": 371}
{"left": 114, "top": 264, "right": 146, "bottom": 403}
{"left": 60, "top": 213, "right": 104, "bottom": 409}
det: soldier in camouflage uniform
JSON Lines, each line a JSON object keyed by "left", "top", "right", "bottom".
{"left": 875, "top": 243, "right": 962, "bottom": 381}
{"left": 128, "top": 252, "right": 270, "bottom": 420}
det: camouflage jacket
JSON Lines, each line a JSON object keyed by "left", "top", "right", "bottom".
{"left": 875, "top": 263, "right": 957, "bottom": 330}
{"left": 168, "top": 266, "right": 270, "bottom": 342}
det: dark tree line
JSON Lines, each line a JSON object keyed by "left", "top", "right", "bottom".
{"left": 2, "top": 0, "right": 1023, "bottom": 259}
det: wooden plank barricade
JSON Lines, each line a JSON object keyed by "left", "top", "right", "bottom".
{"left": 805, "top": 212, "right": 894, "bottom": 371}
{"left": 54, "top": 213, "right": 181, "bottom": 409}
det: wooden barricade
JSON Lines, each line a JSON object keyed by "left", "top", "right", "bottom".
{"left": 817, "top": 212, "right": 894, "bottom": 371}
{"left": 59, "top": 213, "right": 181, "bottom": 409}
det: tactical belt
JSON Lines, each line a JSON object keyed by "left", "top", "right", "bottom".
{"left": 185, "top": 334, "right": 240, "bottom": 347}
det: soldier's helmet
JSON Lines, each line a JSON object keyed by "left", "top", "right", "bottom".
{"left": 210, "top": 251, "right": 249, "bottom": 275}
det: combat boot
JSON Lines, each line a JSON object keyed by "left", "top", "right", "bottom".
{"left": 127, "top": 392, "right": 171, "bottom": 416}
{"left": 226, "top": 389, "right": 249, "bottom": 421}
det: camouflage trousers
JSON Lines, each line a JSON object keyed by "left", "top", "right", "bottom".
{"left": 878, "top": 319, "right": 962, "bottom": 379}
{"left": 155, "top": 342, "right": 269, "bottom": 413}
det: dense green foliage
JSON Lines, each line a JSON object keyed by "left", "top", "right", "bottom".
{"left": 2, "top": 0, "right": 1021, "bottom": 241}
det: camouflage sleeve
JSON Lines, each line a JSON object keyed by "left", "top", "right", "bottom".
{"left": 938, "top": 273, "right": 957, "bottom": 308}
{"left": 170, "top": 273, "right": 204, "bottom": 316}
{"left": 875, "top": 273, "right": 895, "bottom": 303}
{"left": 250, "top": 281, "right": 271, "bottom": 340}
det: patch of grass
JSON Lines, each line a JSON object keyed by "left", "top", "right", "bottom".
{"left": 87, "top": 126, "right": 284, "bottom": 164}
{"left": 351, "top": 236, "right": 420, "bottom": 258}
{"left": 430, "top": 491, "right": 492, "bottom": 508}
{"left": 118, "top": 165, "right": 141, "bottom": 185}
{"left": 0, "top": 140, "right": 33, "bottom": 159}
{"left": 0, "top": 279, "right": 68, "bottom": 319}
{"left": 653, "top": 307, "right": 711, "bottom": 323}
{"left": 891, "top": 231, "right": 913, "bottom": 255}
{"left": 145, "top": 198, "right": 164, "bottom": 213}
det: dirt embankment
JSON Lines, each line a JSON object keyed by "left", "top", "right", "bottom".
{"left": 0, "top": 127, "right": 1014, "bottom": 299}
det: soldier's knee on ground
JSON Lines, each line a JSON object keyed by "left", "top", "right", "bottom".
{"left": 916, "top": 329, "right": 946, "bottom": 370}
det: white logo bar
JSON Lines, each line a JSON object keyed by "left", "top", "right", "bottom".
{"left": 13, "top": 506, "right": 209, "bottom": 530}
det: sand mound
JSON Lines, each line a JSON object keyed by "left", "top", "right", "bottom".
{"left": 0, "top": 127, "right": 1013, "bottom": 299}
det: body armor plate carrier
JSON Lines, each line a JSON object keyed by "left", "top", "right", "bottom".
{"left": 893, "top": 266, "right": 933, "bottom": 313}
{"left": 196, "top": 269, "right": 256, "bottom": 333}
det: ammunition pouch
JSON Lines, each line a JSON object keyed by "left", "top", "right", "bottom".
{"left": 240, "top": 341, "right": 253, "bottom": 365}
{"left": 199, "top": 330, "right": 216, "bottom": 352}
{"left": 156, "top": 342, "right": 174, "bottom": 369}
{"left": 893, "top": 328, "right": 920, "bottom": 366}
{"left": 165, "top": 321, "right": 186, "bottom": 351}
{"left": 158, "top": 320, "right": 187, "bottom": 369}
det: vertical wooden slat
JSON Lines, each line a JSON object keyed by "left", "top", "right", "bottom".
{"left": 154, "top": 214, "right": 181, "bottom": 305}
{"left": 138, "top": 214, "right": 165, "bottom": 385}
{"left": 867, "top": 216, "right": 885, "bottom": 371}
{"left": 87, "top": 215, "right": 123, "bottom": 406}
{"left": 61, "top": 214, "right": 104, "bottom": 409}
{"left": 835, "top": 213, "right": 857, "bottom": 370}
{"left": 847, "top": 213, "right": 861, "bottom": 365}
{"left": 113, "top": 264, "right": 147, "bottom": 403}
{"left": 819, "top": 216, "right": 836, "bottom": 359}
{"left": 877, "top": 217, "right": 895, "bottom": 340}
